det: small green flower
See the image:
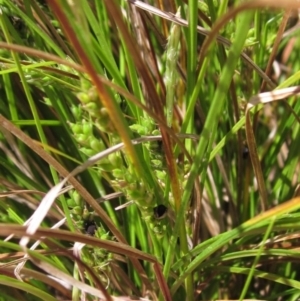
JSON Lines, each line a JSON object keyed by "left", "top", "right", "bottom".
{"left": 77, "top": 92, "right": 90, "bottom": 104}
{"left": 71, "top": 206, "right": 83, "bottom": 216}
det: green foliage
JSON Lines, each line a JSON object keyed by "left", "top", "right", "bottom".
{"left": 0, "top": 1, "right": 300, "bottom": 300}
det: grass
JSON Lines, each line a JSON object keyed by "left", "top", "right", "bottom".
{"left": 0, "top": 0, "right": 300, "bottom": 300}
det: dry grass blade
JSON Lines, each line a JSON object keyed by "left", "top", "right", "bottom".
{"left": 0, "top": 189, "right": 44, "bottom": 198}
{"left": 14, "top": 218, "right": 67, "bottom": 281}
{"left": 153, "top": 262, "right": 172, "bottom": 301}
{"left": 245, "top": 112, "right": 268, "bottom": 211}
{"left": 248, "top": 86, "right": 300, "bottom": 107}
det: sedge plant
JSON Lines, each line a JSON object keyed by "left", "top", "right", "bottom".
{"left": 0, "top": 0, "right": 300, "bottom": 300}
